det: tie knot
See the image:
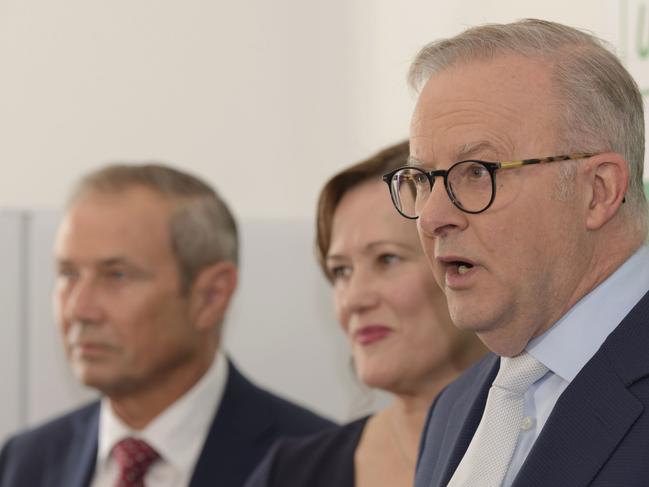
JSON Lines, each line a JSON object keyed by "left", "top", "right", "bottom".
{"left": 493, "top": 352, "right": 548, "bottom": 394}
{"left": 112, "top": 437, "right": 160, "bottom": 486}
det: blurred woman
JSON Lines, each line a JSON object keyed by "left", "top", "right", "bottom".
{"left": 245, "top": 141, "right": 486, "bottom": 487}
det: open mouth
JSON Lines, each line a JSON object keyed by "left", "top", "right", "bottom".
{"left": 453, "top": 260, "right": 474, "bottom": 275}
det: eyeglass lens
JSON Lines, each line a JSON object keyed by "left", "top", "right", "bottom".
{"left": 390, "top": 161, "right": 494, "bottom": 217}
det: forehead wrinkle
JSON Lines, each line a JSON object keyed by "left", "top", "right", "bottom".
{"left": 412, "top": 91, "right": 527, "bottom": 158}
{"left": 412, "top": 98, "right": 524, "bottom": 128}
{"left": 412, "top": 67, "right": 560, "bottom": 164}
{"left": 411, "top": 110, "right": 525, "bottom": 145}
{"left": 411, "top": 122, "right": 515, "bottom": 169}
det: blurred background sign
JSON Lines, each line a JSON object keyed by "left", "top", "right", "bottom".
{"left": 620, "top": 0, "right": 649, "bottom": 172}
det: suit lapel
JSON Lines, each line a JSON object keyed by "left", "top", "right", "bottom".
{"left": 49, "top": 365, "right": 272, "bottom": 487}
{"left": 58, "top": 403, "right": 99, "bottom": 487}
{"left": 514, "top": 290, "right": 649, "bottom": 486}
{"left": 513, "top": 352, "right": 642, "bottom": 486}
{"left": 438, "top": 355, "right": 499, "bottom": 486}
{"left": 190, "top": 362, "right": 273, "bottom": 487}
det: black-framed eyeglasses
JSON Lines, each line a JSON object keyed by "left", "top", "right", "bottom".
{"left": 382, "top": 153, "right": 597, "bottom": 219}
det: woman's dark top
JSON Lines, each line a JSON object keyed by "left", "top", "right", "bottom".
{"left": 245, "top": 416, "right": 370, "bottom": 487}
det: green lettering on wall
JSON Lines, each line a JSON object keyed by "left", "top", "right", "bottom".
{"left": 638, "top": 3, "right": 649, "bottom": 58}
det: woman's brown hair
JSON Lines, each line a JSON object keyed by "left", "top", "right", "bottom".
{"left": 315, "top": 140, "right": 409, "bottom": 280}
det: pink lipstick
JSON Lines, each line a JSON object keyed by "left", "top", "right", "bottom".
{"left": 355, "top": 326, "right": 392, "bottom": 345}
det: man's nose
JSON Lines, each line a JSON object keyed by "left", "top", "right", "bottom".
{"left": 417, "top": 179, "right": 468, "bottom": 239}
{"left": 64, "top": 277, "right": 103, "bottom": 325}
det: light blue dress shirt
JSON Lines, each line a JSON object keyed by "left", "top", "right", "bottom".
{"left": 502, "top": 245, "right": 649, "bottom": 487}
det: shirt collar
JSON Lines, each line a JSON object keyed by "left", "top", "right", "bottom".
{"left": 97, "top": 351, "right": 228, "bottom": 474}
{"left": 527, "top": 245, "right": 649, "bottom": 382}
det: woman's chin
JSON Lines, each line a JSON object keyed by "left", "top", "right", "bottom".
{"left": 356, "top": 368, "right": 401, "bottom": 393}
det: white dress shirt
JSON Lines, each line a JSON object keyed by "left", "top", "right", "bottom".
{"left": 502, "top": 245, "right": 649, "bottom": 486}
{"left": 91, "top": 351, "right": 228, "bottom": 487}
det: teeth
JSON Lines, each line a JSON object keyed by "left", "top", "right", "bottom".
{"left": 458, "top": 264, "right": 470, "bottom": 275}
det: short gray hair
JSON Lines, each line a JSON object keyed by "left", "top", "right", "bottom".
{"left": 69, "top": 163, "right": 238, "bottom": 293}
{"left": 409, "top": 19, "right": 646, "bottom": 224}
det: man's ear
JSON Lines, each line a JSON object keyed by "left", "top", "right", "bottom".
{"left": 583, "top": 152, "right": 629, "bottom": 230}
{"left": 188, "top": 261, "right": 238, "bottom": 332}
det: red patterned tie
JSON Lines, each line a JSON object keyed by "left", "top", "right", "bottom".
{"left": 112, "top": 437, "right": 160, "bottom": 487}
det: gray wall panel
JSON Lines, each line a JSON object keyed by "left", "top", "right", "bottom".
{"left": 0, "top": 212, "right": 27, "bottom": 441}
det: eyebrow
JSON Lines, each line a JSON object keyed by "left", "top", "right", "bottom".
{"left": 96, "top": 257, "right": 132, "bottom": 267}
{"left": 455, "top": 141, "right": 499, "bottom": 161}
{"left": 407, "top": 155, "right": 425, "bottom": 167}
{"left": 326, "top": 240, "right": 416, "bottom": 261}
{"left": 366, "top": 241, "right": 414, "bottom": 252}
{"left": 406, "top": 140, "right": 500, "bottom": 168}
{"left": 56, "top": 256, "right": 132, "bottom": 266}
{"left": 55, "top": 256, "right": 145, "bottom": 272}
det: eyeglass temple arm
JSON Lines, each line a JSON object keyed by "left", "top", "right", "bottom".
{"left": 499, "top": 153, "right": 597, "bottom": 170}
{"left": 498, "top": 153, "right": 625, "bottom": 202}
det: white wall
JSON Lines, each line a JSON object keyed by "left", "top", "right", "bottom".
{"left": 0, "top": 0, "right": 647, "bottom": 441}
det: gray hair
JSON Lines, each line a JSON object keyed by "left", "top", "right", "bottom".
{"left": 409, "top": 19, "right": 647, "bottom": 227}
{"left": 69, "top": 163, "right": 238, "bottom": 293}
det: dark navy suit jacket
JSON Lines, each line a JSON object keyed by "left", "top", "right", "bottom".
{"left": 0, "top": 361, "right": 334, "bottom": 487}
{"left": 415, "top": 290, "right": 649, "bottom": 487}
{"left": 245, "top": 416, "right": 369, "bottom": 487}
